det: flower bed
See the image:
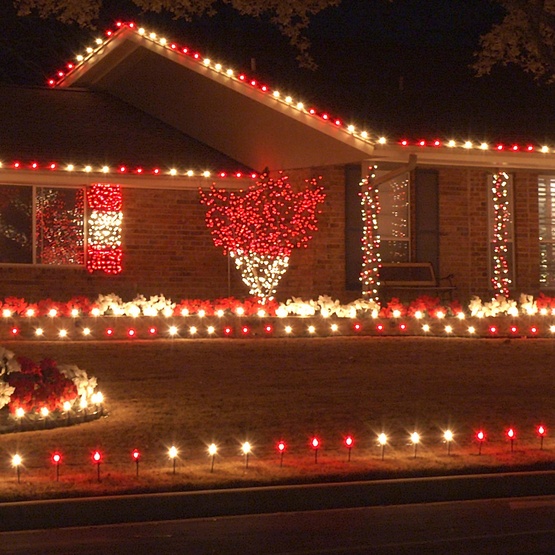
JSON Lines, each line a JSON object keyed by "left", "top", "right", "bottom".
{"left": 0, "top": 347, "right": 102, "bottom": 433}
{"left": 0, "top": 293, "right": 554, "bottom": 340}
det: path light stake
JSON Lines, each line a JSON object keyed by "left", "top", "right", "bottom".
{"left": 507, "top": 428, "right": 515, "bottom": 453}
{"left": 378, "top": 433, "right": 387, "bottom": 461}
{"left": 410, "top": 432, "right": 420, "bottom": 458}
{"left": 15, "top": 407, "right": 24, "bottom": 430}
{"left": 51, "top": 452, "right": 62, "bottom": 481}
{"left": 169, "top": 446, "right": 178, "bottom": 474}
{"left": 344, "top": 436, "right": 354, "bottom": 462}
{"left": 63, "top": 401, "right": 72, "bottom": 426}
{"left": 537, "top": 425, "right": 547, "bottom": 450}
{"left": 80, "top": 397, "right": 88, "bottom": 422}
{"left": 241, "top": 442, "right": 251, "bottom": 469}
{"left": 208, "top": 444, "right": 217, "bottom": 473}
{"left": 40, "top": 406, "right": 49, "bottom": 429}
{"left": 476, "top": 430, "right": 485, "bottom": 455}
{"left": 92, "top": 451, "right": 102, "bottom": 482}
{"left": 311, "top": 437, "right": 320, "bottom": 463}
{"left": 132, "top": 449, "right": 140, "bottom": 477}
{"left": 277, "top": 441, "right": 286, "bottom": 467}
{"left": 12, "top": 454, "right": 22, "bottom": 484}
{"left": 444, "top": 430, "right": 454, "bottom": 456}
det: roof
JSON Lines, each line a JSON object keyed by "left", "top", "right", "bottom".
{"left": 41, "top": 21, "right": 555, "bottom": 173}
{"left": 0, "top": 84, "right": 251, "bottom": 173}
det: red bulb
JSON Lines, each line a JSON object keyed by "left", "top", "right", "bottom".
{"left": 127, "top": 328, "right": 136, "bottom": 337}
{"left": 345, "top": 435, "right": 354, "bottom": 447}
{"left": 106, "top": 328, "right": 114, "bottom": 336}
{"left": 537, "top": 425, "right": 547, "bottom": 436}
{"left": 132, "top": 449, "right": 140, "bottom": 460}
{"left": 476, "top": 430, "right": 485, "bottom": 441}
{"left": 241, "top": 326, "right": 249, "bottom": 335}
{"left": 507, "top": 428, "right": 515, "bottom": 439}
{"left": 92, "top": 451, "right": 102, "bottom": 463}
{"left": 148, "top": 327, "right": 157, "bottom": 335}
{"left": 51, "top": 452, "right": 62, "bottom": 464}
{"left": 277, "top": 441, "right": 286, "bottom": 452}
{"left": 224, "top": 326, "right": 232, "bottom": 335}
{"left": 530, "top": 326, "right": 538, "bottom": 334}
{"left": 311, "top": 437, "right": 319, "bottom": 449}
{"left": 489, "top": 326, "right": 497, "bottom": 334}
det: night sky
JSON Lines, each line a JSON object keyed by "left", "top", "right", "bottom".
{"left": 2, "top": 0, "right": 555, "bottom": 141}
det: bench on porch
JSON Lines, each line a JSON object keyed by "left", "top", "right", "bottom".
{"left": 379, "top": 262, "right": 456, "bottom": 301}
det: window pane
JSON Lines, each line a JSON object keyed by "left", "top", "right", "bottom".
{"left": 380, "top": 240, "right": 409, "bottom": 263}
{"left": 36, "top": 188, "right": 85, "bottom": 265}
{"left": 540, "top": 243, "right": 555, "bottom": 288}
{"left": 0, "top": 185, "right": 32, "bottom": 263}
{"left": 539, "top": 176, "right": 555, "bottom": 289}
{"left": 378, "top": 174, "right": 409, "bottom": 239}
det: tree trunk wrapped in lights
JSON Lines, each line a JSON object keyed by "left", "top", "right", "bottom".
{"left": 199, "top": 174, "right": 325, "bottom": 303}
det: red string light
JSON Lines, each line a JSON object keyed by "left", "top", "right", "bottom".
{"left": 87, "top": 184, "right": 123, "bottom": 275}
{"left": 199, "top": 174, "right": 325, "bottom": 301}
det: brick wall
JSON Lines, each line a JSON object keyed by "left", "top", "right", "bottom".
{"left": 436, "top": 167, "right": 541, "bottom": 301}
{"left": 0, "top": 165, "right": 545, "bottom": 304}
{"left": 0, "top": 166, "right": 347, "bottom": 303}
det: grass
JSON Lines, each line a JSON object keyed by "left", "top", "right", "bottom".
{"left": 0, "top": 336, "right": 553, "bottom": 502}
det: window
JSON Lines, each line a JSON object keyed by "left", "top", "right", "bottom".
{"left": 0, "top": 185, "right": 85, "bottom": 265}
{"left": 376, "top": 172, "right": 410, "bottom": 262}
{"left": 538, "top": 176, "right": 555, "bottom": 289}
{"left": 488, "top": 173, "right": 514, "bottom": 292}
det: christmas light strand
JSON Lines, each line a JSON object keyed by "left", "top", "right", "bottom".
{"left": 200, "top": 175, "right": 325, "bottom": 302}
{"left": 360, "top": 174, "right": 381, "bottom": 300}
{"left": 0, "top": 160, "right": 256, "bottom": 180}
{"left": 86, "top": 184, "right": 123, "bottom": 274}
{"left": 45, "top": 22, "right": 555, "bottom": 155}
{"left": 491, "top": 173, "right": 511, "bottom": 298}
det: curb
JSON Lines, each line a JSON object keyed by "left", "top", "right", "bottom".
{"left": 1, "top": 470, "right": 554, "bottom": 532}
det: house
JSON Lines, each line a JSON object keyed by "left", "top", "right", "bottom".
{"left": 1, "top": 21, "right": 555, "bottom": 304}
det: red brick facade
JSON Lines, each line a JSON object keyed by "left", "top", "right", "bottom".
{"left": 0, "top": 164, "right": 548, "bottom": 304}
{"left": 436, "top": 167, "right": 541, "bottom": 301}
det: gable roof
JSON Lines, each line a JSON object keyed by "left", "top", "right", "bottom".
{"left": 35, "top": 21, "right": 555, "bottom": 173}
{"left": 0, "top": 84, "right": 251, "bottom": 174}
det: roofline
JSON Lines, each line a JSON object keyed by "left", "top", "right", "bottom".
{"left": 46, "top": 21, "right": 555, "bottom": 172}
{"left": 0, "top": 168, "right": 250, "bottom": 191}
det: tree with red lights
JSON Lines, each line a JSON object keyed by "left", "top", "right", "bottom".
{"left": 199, "top": 174, "right": 325, "bottom": 302}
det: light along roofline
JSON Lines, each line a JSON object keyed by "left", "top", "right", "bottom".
{"left": 46, "top": 21, "right": 555, "bottom": 166}
{"left": 0, "top": 167, "right": 251, "bottom": 191}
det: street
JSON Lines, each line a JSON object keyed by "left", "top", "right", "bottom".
{"left": 2, "top": 495, "right": 554, "bottom": 554}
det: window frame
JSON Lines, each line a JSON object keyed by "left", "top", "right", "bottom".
{"left": 0, "top": 182, "right": 87, "bottom": 268}
{"left": 375, "top": 170, "right": 411, "bottom": 263}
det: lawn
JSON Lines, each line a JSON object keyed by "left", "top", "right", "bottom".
{"left": 0, "top": 336, "right": 553, "bottom": 501}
